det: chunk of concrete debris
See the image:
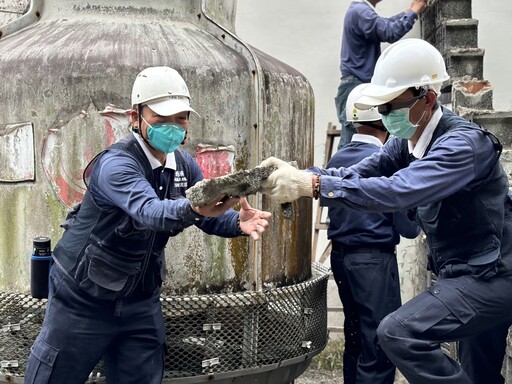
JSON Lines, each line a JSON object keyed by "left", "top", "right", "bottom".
{"left": 186, "top": 164, "right": 294, "bottom": 219}
{"left": 186, "top": 165, "right": 276, "bottom": 206}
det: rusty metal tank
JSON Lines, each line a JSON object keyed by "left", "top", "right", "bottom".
{"left": 0, "top": 0, "right": 314, "bottom": 294}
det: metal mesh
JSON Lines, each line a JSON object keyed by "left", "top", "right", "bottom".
{"left": 0, "top": 271, "right": 328, "bottom": 383}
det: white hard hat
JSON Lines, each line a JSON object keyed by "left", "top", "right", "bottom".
{"left": 131, "top": 66, "right": 199, "bottom": 117}
{"left": 345, "top": 84, "right": 381, "bottom": 122}
{"left": 356, "top": 39, "right": 450, "bottom": 109}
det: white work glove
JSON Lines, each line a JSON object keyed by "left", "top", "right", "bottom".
{"left": 259, "top": 157, "right": 313, "bottom": 204}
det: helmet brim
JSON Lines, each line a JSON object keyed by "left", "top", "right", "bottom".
{"left": 354, "top": 86, "right": 407, "bottom": 110}
{"left": 146, "top": 97, "right": 200, "bottom": 117}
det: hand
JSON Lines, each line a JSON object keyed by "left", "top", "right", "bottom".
{"left": 259, "top": 157, "right": 313, "bottom": 204}
{"left": 238, "top": 198, "right": 272, "bottom": 241}
{"left": 191, "top": 195, "right": 239, "bottom": 217}
{"left": 410, "top": 0, "right": 427, "bottom": 14}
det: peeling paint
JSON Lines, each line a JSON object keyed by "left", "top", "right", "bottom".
{"left": 41, "top": 103, "right": 127, "bottom": 208}
{"left": 195, "top": 144, "right": 235, "bottom": 179}
{"left": 0, "top": 122, "right": 34, "bottom": 182}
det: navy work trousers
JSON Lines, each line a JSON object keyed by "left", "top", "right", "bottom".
{"left": 24, "top": 264, "right": 166, "bottom": 384}
{"left": 334, "top": 74, "right": 363, "bottom": 149}
{"left": 377, "top": 260, "right": 512, "bottom": 384}
{"left": 330, "top": 245, "right": 401, "bottom": 384}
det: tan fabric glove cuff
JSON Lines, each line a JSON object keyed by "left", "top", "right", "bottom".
{"left": 297, "top": 172, "right": 314, "bottom": 198}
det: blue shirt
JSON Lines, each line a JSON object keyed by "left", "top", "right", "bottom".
{"left": 311, "top": 109, "right": 498, "bottom": 213}
{"left": 87, "top": 133, "right": 239, "bottom": 236}
{"left": 341, "top": 0, "right": 418, "bottom": 81}
{"left": 326, "top": 134, "right": 419, "bottom": 246}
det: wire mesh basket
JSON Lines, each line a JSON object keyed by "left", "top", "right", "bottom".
{"left": 0, "top": 271, "right": 328, "bottom": 383}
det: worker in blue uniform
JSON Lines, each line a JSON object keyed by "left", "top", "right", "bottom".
{"left": 24, "top": 66, "right": 271, "bottom": 384}
{"left": 260, "top": 39, "right": 512, "bottom": 384}
{"left": 328, "top": 83, "right": 420, "bottom": 384}
{"left": 335, "top": 0, "right": 427, "bottom": 149}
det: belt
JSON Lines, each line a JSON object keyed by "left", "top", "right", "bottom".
{"left": 331, "top": 242, "right": 395, "bottom": 254}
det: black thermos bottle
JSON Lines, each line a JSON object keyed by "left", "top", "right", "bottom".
{"left": 31, "top": 236, "right": 52, "bottom": 299}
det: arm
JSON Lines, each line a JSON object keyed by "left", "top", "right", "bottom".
{"left": 409, "top": 0, "right": 427, "bottom": 15}
{"left": 393, "top": 210, "right": 421, "bottom": 239}
{"left": 258, "top": 141, "right": 404, "bottom": 205}
{"left": 359, "top": 4, "right": 422, "bottom": 43}
{"left": 261, "top": 130, "right": 498, "bottom": 212}
{"left": 387, "top": 0, "right": 427, "bottom": 22}
{"left": 319, "top": 131, "right": 496, "bottom": 212}
{"left": 92, "top": 150, "right": 271, "bottom": 239}
{"left": 177, "top": 152, "right": 271, "bottom": 240}
{"left": 310, "top": 136, "right": 405, "bottom": 179}
{"left": 183, "top": 152, "right": 271, "bottom": 239}
{"left": 90, "top": 151, "right": 202, "bottom": 231}
{"left": 196, "top": 198, "right": 271, "bottom": 241}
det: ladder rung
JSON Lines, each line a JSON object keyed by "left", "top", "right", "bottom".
{"left": 312, "top": 122, "right": 339, "bottom": 264}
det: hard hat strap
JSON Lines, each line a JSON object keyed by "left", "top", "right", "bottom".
{"left": 133, "top": 104, "right": 152, "bottom": 147}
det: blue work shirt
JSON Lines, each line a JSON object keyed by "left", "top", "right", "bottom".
{"left": 340, "top": 0, "right": 418, "bottom": 81}
{"left": 87, "top": 132, "right": 239, "bottom": 237}
{"left": 312, "top": 108, "right": 499, "bottom": 214}
{"left": 327, "top": 134, "right": 419, "bottom": 246}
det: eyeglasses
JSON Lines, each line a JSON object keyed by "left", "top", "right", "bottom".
{"left": 378, "top": 88, "right": 428, "bottom": 116}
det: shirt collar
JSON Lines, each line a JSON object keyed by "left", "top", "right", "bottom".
{"left": 351, "top": 133, "right": 383, "bottom": 147}
{"left": 133, "top": 131, "right": 177, "bottom": 170}
{"left": 354, "top": 0, "right": 376, "bottom": 11}
{"left": 408, "top": 107, "right": 443, "bottom": 159}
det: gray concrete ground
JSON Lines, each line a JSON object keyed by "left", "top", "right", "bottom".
{"left": 295, "top": 368, "right": 409, "bottom": 384}
{"left": 295, "top": 368, "right": 343, "bottom": 383}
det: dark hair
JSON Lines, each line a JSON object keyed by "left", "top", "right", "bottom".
{"left": 410, "top": 86, "right": 429, "bottom": 97}
{"left": 409, "top": 85, "right": 440, "bottom": 111}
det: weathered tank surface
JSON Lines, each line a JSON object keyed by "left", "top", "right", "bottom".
{"left": 0, "top": 0, "right": 315, "bottom": 295}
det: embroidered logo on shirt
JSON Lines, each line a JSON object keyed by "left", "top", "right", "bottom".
{"left": 174, "top": 170, "right": 188, "bottom": 188}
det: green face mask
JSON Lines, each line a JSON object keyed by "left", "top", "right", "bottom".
{"left": 144, "top": 119, "right": 186, "bottom": 153}
{"left": 381, "top": 99, "right": 425, "bottom": 140}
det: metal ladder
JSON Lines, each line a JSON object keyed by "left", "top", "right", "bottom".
{"left": 311, "top": 122, "right": 344, "bottom": 335}
{"left": 311, "top": 122, "right": 340, "bottom": 264}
